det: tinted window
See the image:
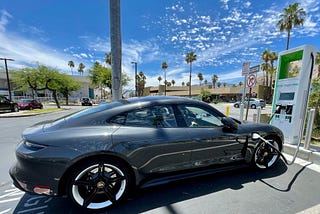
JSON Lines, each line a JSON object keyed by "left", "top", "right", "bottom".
{"left": 177, "top": 105, "right": 223, "bottom": 127}
{"left": 109, "top": 105, "right": 177, "bottom": 128}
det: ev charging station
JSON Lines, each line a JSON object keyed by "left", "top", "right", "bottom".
{"left": 270, "top": 45, "right": 317, "bottom": 145}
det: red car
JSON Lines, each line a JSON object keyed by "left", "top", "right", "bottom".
{"left": 18, "top": 99, "right": 43, "bottom": 110}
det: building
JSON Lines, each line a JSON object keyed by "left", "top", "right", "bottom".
{"left": 0, "top": 70, "right": 95, "bottom": 102}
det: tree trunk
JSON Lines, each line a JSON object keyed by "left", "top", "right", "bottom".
{"left": 52, "top": 90, "right": 60, "bottom": 108}
{"left": 189, "top": 63, "right": 192, "bottom": 98}
{"left": 286, "top": 30, "right": 291, "bottom": 50}
{"left": 66, "top": 94, "right": 69, "bottom": 106}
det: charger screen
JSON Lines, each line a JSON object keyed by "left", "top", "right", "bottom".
{"left": 279, "top": 92, "right": 295, "bottom": 100}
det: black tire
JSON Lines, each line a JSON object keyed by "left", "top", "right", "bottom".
{"left": 252, "top": 136, "right": 281, "bottom": 169}
{"left": 234, "top": 103, "right": 239, "bottom": 108}
{"left": 251, "top": 104, "right": 256, "bottom": 109}
{"left": 67, "top": 158, "right": 133, "bottom": 211}
{"left": 11, "top": 105, "right": 19, "bottom": 112}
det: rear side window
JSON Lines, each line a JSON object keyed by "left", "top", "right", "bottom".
{"left": 109, "top": 105, "right": 177, "bottom": 128}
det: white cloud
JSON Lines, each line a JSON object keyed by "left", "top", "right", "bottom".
{"left": 0, "top": 10, "right": 12, "bottom": 32}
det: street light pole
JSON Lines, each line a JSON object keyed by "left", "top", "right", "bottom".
{"left": 131, "top": 61, "right": 137, "bottom": 96}
{"left": 0, "top": 58, "right": 14, "bottom": 101}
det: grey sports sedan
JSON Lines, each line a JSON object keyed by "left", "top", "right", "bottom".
{"left": 10, "top": 96, "right": 283, "bottom": 211}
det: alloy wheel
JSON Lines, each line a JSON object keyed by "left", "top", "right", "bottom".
{"left": 71, "top": 162, "right": 127, "bottom": 210}
{"left": 254, "top": 139, "right": 279, "bottom": 169}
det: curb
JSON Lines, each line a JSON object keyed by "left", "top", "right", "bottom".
{"left": 0, "top": 108, "right": 69, "bottom": 118}
{"left": 283, "top": 144, "right": 320, "bottom": 165}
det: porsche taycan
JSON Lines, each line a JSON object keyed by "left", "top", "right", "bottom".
{"left": 10, "top": 96, "right": 283, "bottom": 211}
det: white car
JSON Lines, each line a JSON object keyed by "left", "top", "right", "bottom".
{"left": 234, "top": 98, "right": 266, "bottom": 109}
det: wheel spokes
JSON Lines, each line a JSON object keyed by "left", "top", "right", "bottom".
{"left": 109, "top": 175, "right": 125, "bottom": 184}
{"left": 73, "top": 179, "right": 94, "bottom": 187}
{"left": 83, "top": 188, "right": 98, "bottom": 208}
{"left": 103, "top": 186, "right": 116, "bottom": 203}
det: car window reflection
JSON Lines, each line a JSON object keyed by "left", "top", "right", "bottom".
{"left": 177, "top": 105, "right": 223, "bottom": 128}
{"left": 109, "top": 105, "right": 177, "bottom": 128}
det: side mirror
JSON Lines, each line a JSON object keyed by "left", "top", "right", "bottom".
{"left": 221, "top": 117, "right": 238, "bottom": 130}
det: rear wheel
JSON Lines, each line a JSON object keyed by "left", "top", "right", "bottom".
{"left": 234, "top": 103, "right": 239, "bottom": 108}
{"left": 251, "top": 104, "right": 256, "bottom": 109}
{"left": 11, "top": 105, "right": 19, "bottom": 112}
{"left": 67, "top": 158, "right": 133, "bottom": 211}
{"left": 252, "top": 137, "right": 280, "bottom": 169}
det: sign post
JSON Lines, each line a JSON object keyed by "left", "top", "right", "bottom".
{"left": 245, "top": 73, "right": 257, "bottom": 120}
{"left": 240, "top": 62, "right": 250, "bottom": 121}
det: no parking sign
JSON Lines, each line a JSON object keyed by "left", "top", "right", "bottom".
{"left": 246, "top": 73, "right": 256, "bottom": 88}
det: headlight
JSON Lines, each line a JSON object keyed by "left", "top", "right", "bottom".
{"left": 23, "top": 141, "right": 47, "bottom": 151}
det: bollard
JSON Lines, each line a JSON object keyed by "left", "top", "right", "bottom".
{"left": 256, "top": 106, "right": 261, "bottom": 123}
{"left": 226, "top": 106, "right": 230, "bottom": 117}
{"left": 239, "top": 103, "right": 244, "bottom": 121}
{"left": 304, "top": 109, "right": 315, "bottom": 150}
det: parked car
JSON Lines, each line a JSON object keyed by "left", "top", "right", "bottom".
{"left": 0, "top": 95, "right": 19, "bottom": 112}
{"left": 10, "top": 96, "right": 283, "bottom": 211}
{"left": 18, "top": 99, "right": 43, "bottom": 110}
{"left": 81, "top": 97, "right": 92, "bottom": 106}
{"left": 233, "top": 98, "right": 266, "bottom": 109}
{"left": 99, "top": 99, "right": 111, "bottom": 104}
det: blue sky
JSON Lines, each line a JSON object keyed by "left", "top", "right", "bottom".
{"left": 0, "top": 0, "right": 319, "bottom": 90}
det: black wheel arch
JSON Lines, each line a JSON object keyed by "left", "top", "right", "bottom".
{"left": 58, "top": 152, "right": 136, "bottom": 196}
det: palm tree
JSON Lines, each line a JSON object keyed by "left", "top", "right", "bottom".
{"left": 204, "top": 79, "right": 208, "bottom": 85}
{"left": 78, "top": 63, "right": 85, "bottom": 76}
{"left": 105, "top": 52, "right": 112, "bottom": 66}
{"left": 136, "top": 71, "right": 146, "bottom": 97}
{"left": 223, "top": 82, "right": 227, "bottom": 87}
{"left": 157, "top": 76, "right": 162, "bottom": 85}
{"left": 316, "top": 52, "right": 320, "bottom": 78}
{"left": 185, "top": 52, "right": 197, "bottom": 97}
{"left": 212, "top": 74, "right": 218, "bottom": 88}
{"left": 217, "top": 82, "right": 221, "bottom": 88}
{"left": 239, "top": 81, "right": 243, "bottom": 87}
{"left": 171, "top": 79, "right": 175, "bottom": 86}
{"left": 161, "top": 62, "right": 168, "bottom": 96}
{"left": 182, "top": 82, "right": 185, "bottom": 86}
{"left": 197, "top": 72, "right": 203, "bottom": 85}
{"left": 269, "top": 51, "right": 278, "bottom": 88}
{"left": 277, "top": 3, "right": 306, "bottom": 50}
{"left": 261, "top": 50, "right": 270, "bottom": 86}
{"left": 68, "top": 61, "right": 74, "bottom": 75}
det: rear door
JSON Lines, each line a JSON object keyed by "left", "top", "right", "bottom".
{"left": 111, "top": 105, "right": 192, "bottom": 174}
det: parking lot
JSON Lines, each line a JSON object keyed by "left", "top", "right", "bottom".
{"left": 0, "top": 104, "right": 320, "bottom": 213}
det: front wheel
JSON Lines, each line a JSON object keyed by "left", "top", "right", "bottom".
{"left": 252, "top": 137, "right": 280, "bottom": 169}
{"left": 67, "top": 158, "right": 133, "bottom": 211}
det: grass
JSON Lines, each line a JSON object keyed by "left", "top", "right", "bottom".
{"left": 22, "top": 107, "right": 64, "bottom": 114}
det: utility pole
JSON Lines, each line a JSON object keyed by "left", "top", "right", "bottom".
{"left": 0, "top": 58, "right": 14, "bottom": 101}
{"left": 131, "top": 61, "right": 138, "bottom": 96}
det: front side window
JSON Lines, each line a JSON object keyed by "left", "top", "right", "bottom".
{"left": 109, "top": 105, "right": 177, "bottom": 128}
{"left": 177, "top": 105, "right": 223, "bottom": 128}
